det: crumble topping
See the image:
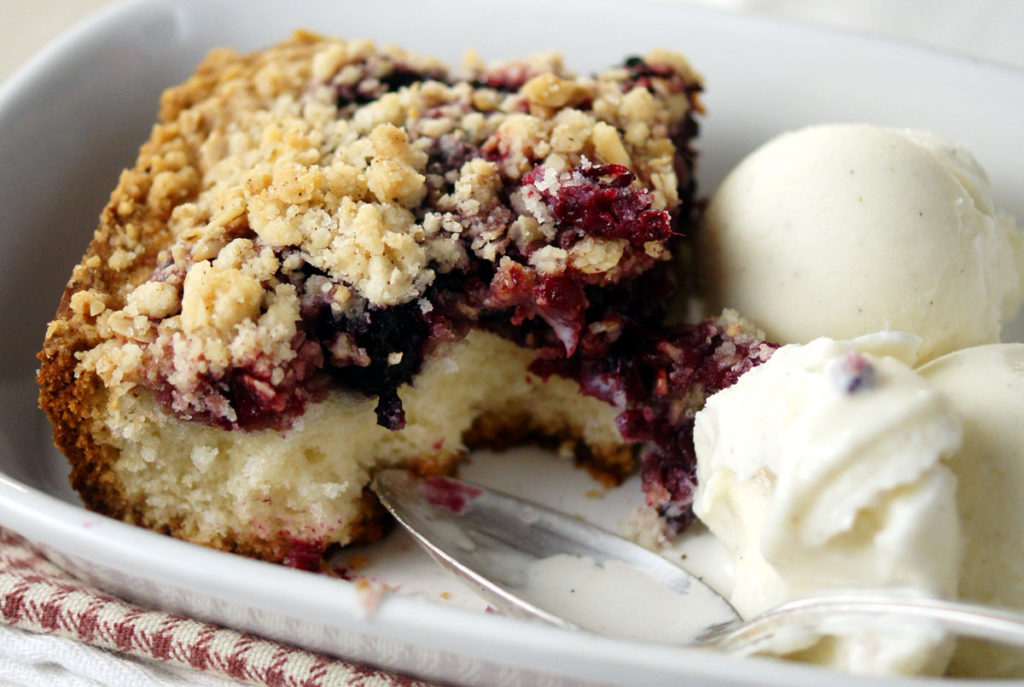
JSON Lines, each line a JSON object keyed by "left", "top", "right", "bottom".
{"left": 69, "top": 33, "right": 704, "bottom": 433}
{"left": 533, "top": 308, "right": 776, "bottom": 535}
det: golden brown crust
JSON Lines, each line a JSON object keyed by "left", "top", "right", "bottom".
{"left": 37, "top": 38, "right": 322, "bottom": 523}
{"left": 37, "top": 45, "right": 260, "bottom": 555}
{"left": 37, "top": 47, "right": 242, "bottom": 530}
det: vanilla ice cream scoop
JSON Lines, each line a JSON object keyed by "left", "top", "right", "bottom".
{"left": 696, "top": 124, "right": 1024, "bottom": 363}
{"left": 693, "top": 337, "right": 963, "bottom": 675}
{"left": 918, "top": 343, "right": 1024, "bottom": 678}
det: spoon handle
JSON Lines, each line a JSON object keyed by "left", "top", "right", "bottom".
{"left": 699, "top": 591, "right": 1024, "bottom": 654}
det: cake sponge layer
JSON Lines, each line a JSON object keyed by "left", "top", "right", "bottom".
{"left": 81, "top": 330, "right": 626, "bottom": 565}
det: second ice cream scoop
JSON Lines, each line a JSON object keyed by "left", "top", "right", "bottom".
{"left": 696, "top": 124, "right": 1024, "bottom": 363}
{"left": 918, "top": 343, "right": 1024, "bottom": 677}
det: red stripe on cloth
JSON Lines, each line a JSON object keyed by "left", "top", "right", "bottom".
{"left": 0, "top": 526, "right": 437, "bottom": 687}
{"left": 263, "top": 646, "right": 291, "bottom": 687}
{"left": 0, "top": 578, "right": 30, "bottom": 623}
{"left": 113, "top": 607, "right": 145, "bottom": 651}
{"left": 75, "top": 596, "right": 105, "bottom": 642}
{"left": 305, "top": 656, "right": 332, "bottom": 685}
{"left": 146, "top": 614, "right": 182, "bottom": 660}
{"left": 187, "top": 623, "right": 218, "bottom": 670}
{"left": 224, "top": 633, "right": 257, "bottom": 681}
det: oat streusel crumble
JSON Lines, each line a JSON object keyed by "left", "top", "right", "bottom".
{"left": 38, "top": 32, "right": 770, "bottom": 566}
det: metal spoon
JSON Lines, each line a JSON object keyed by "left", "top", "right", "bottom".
{"left": 371, "top": 469, "right": 1024, "bottom": 653}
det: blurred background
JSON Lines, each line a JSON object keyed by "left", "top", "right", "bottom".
{"left": 3, "top": 0, "right": 1024, "bottom": 83}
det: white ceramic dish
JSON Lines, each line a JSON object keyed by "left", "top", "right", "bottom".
{"left": 1, "top": 1, "right": 1022, "bottom": 685}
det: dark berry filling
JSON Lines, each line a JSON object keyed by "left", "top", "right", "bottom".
{"left": 149, "top": 331, "right": 325, "bottom": 432}
{"left": 623, "top": 320, "right": 775, "bottom": 534}
{"left": 422, "top": 476, "right": 482, "bottom": 515}
{"left": 523, "top": 163, "right": 673, "bottom": 247}
{"left": 334, "top": 58, "right": 450, "bottom": 109}
{"left": 474, "top": 62, "right": 548, "bottom": 93}
{"left": 314, "top": 299, "right": 432, "bottom": 430}
{"left": 622, "top": 56, "right": 688, "bottom": 94}
{"left": 534, "top": 313, "right": 775, "bottom": 534}
{"left": 281, "top": 537, "right": 326, "bottom": 572}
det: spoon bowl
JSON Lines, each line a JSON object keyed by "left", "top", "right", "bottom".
{"left": 372, "top": 469, "right": 1024, "bottom": 653}
{"left": 371, "top": 468, "right": 739, "bottom": 643}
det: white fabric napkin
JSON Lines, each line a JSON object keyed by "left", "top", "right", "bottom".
{"left": 0, "top": 624, "right": 241, "bottom": 687}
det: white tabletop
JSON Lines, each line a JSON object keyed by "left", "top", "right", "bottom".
{"left": 3, "top": 0, "right": 1024, "bottom": 83}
